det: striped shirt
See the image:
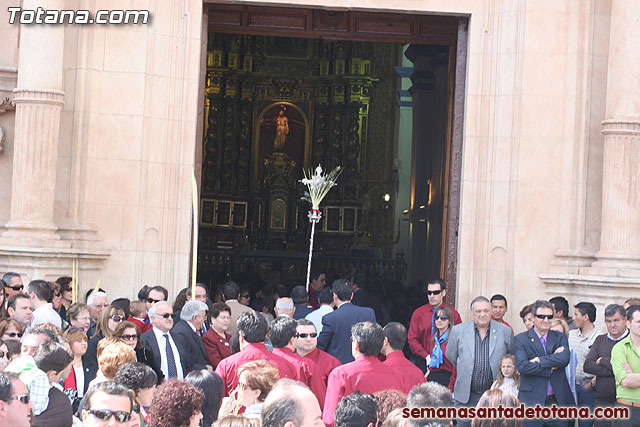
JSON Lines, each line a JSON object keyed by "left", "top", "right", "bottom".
{"left": 471, "top": 326, "right": 492, "bottom": 393}
{"left": 568, "top": 326, "right": 602, "bottom": 384}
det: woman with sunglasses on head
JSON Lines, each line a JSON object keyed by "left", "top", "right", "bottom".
{"left": 62, "top": 327, "right": 94, "bottom": 413}
{"left": 84, "top": 305, "right": 126, "bottom": 381}
{"left": 0, "top": 318, "right": 24, "bottom": 342}
{"left": 424, "top": 305, "right": 456, "bottom": 391}
{"left": 203, "top": 303, "right": 233, "bottom": 369}
{"left": 113, "top": 321, "right": 162, "bottom": 383}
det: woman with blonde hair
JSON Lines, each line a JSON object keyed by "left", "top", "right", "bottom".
{"left": 218, "top": 360, "right": 279, "bottom": 419}
{"left": 84, "top": 305, "right": 125, "bottom": 374}
{"left": 490, "top": 354, "right": 520, "bottom": 397}
{"left": 88, "top": 338, "right": 136, "bottom": 388}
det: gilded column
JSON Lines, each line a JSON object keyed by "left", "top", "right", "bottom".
{"left": 592, "top": 0, "right": 640, "bottom": 275}
{"left": 2, "top": 0, "right": 67, "bottom": 245}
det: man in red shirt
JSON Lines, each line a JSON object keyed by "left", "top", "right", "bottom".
{"left": 307, "top": 270, "right": 327, "bottom": 310}
{"left": 270, "top": 317, "right": 327, "bottom": 409}
{"left": 322, "top": 321, "right": 405, "bottom": 426}
{"left": 408, "top": 279, "right": 462, "bottom": 371}
{"left": 381, "top": 322, "right": 425, "bottom": 394}
{"left": 215, "top": 311, "right": 297, "bottom": 395}
{"left": 490, "top": 294, "right": 513, "bottom": 331}
{"left": 295, "top": 319, "right": 340, "bottom": 388}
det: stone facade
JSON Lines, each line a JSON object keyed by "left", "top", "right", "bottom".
{"left": 0, "top": 0, "right": 635, "bottom": 330}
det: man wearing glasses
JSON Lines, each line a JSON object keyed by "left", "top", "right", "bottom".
{"left": 408, "top": 278, "right": 462, "bottom": 373}
{"left": 515, "top": 299, "right": 575, "bottom": 426}
{"left": 141, "top": 301, "right": 186, "bottom": 381}
{"left": 80, "top": 381, "right": 133, "bottom": 427}
{"left": 0, "top": 372, "right": 33, "bottom": 427}
{"left": 1, "top": 272, "right": 24, "bottom": 298}
{"left": 295, "top": 319, "right": 340, "bottom": 388}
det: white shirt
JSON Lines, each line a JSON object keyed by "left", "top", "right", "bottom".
{"left": 152, "top": 326, "right": 184, "bottom": 380}
{"left": 305, "top": 305, "right": 334, "bottom": 333}
{"left": 31, "top": 302, "right": 62, "bottom": 329}
{"left": 73, "top": 364, "right": 85, "bottom": 397}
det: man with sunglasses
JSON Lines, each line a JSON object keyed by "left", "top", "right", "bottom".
{"left": 515, "top": 299, "right": 575, "bottom": 426}
{"left": 80, "top": 381, "right": 133, "bottom": 427}
{"left": 0, "top": 372, "right": 33, "bottom": 427}
{"left": 408, "top": 278, "right": 462, "bottom": 373}
{"left": 270, "top": 317, "right": 327, "bottom": 409}
{"left": 1, "top": 272, "right": 24, "bottom": 298}
{"left": 296, "top": 319, "right": 341, "bottom": 388}
{"left": 26, "top": 280, "right": 61, "bottom": 329}
{"left": 141, "top": 301, "right": 186, "bottom": 381}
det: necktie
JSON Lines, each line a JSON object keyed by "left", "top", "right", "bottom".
{"left": 164, "top": 334, "right": 178, "bottom": 378}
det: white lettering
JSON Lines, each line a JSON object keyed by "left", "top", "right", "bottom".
{"left": 43, "top": 10, "right": 58, "bottom": 24}
{"left": 7, "top": 7, "right": 20, "bottom": 24}
{"left": 20, "top": 9, "right": 34, "bottom": 23}
{"left": 75, "top": 10, "right": 90, "bottom": 24}
{"left": 125, "top": 10, "right": 149, "bottom": 24}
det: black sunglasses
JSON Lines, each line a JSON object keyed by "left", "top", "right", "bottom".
{"left": 7, "top": 285, "right": 23, "bottom": 291}
{"left": 110, "top": 315, "right": 124, "bottom": 322}
{"left": 88, "top": 409, "right": 131, "bottom": 423}
{"left": 5, "top": 394, "right": 29, "bottom": 404}
{"left": 3, "top": 332, "right": 23, "bottom": 338}
{"left": 427, "top": 290, "right": 442, "bottom": 295}
{"left": 435, "top": 315, "right": 449, "bottom": 321}
{"left": 296, "top": 333, "right": 318, "bottom": 338}
{"left": 535, "top": 314, "right": 554, "bottom": 320}
{"left": 0, "top": 351, "right": 5, "bottom": 358}
{"left": 158, "top": 313, "right": 173, "bottom": 319}
{"left": 147, "top": 297, "right": 162, "bottom": 304}
{"left": 121, "top": 334, "right": 138, "bottom": 341}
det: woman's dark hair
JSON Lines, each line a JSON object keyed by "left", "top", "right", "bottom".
{"left": 111, "top": 298, "right": 131, "bottom": 319}
{"left": 185, "top": 370, "right": 224, "bottom": 426}
{"left": 173, "top": 287, "right": 189, "bottom": 313}
{"left": 114, "top": 362, "right": 158, "bottom": 394}
{"left": 431, "top": 306, "right": 454, "bottom": 342}
{"left": 210, "top": 302, "right": 231, "bottom": 320}
{"left": 148, "top": 379, "right": 203, "bottom": 427}
{"left": 113, "top": 321, "right": 143, "bottom": 350}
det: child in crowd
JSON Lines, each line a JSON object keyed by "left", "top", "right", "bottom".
{"left": 128, "top": 300, "right": 151, "bottom": 333}
{"left": 490, "top": 354, "right": 520, "bottom": 397}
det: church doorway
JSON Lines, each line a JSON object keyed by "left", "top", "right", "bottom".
{"left": 196, "top": 4, "right": 467, "bottom": 303}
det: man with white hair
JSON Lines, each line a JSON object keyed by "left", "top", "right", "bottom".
{"left": 141, "top": 301, "right": 186, "bottom": 380}
{"left": 275, "top": 297, "right": 295, "bottom": 318}
{"left": 86, "top": 291, "right": 108, "bottom": 337}
{"left": 171, "top": 300, "right": 212, "bottom": 373}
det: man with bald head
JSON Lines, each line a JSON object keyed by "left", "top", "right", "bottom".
{"left": 262, "top": 379, "right": 324, "bottom": 427}
{"left": 141, "top": 301, "right": 187, "bottom": 380}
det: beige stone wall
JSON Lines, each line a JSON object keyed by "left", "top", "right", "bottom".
{"left": 0, "top": 1, "right": 204, "bottom": 300}
{"left": 0, "top": 0, "right": 629, "bottom": 327}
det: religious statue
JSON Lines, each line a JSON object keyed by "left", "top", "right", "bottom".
{"left": 274, "top": 109, "right": 289, "bottom": 150}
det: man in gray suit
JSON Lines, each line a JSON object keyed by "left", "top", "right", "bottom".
{"left": 445, "top": 296, "right": 513, "bottom": 427}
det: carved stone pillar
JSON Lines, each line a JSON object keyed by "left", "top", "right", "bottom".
{"left": 405, "top": 45, "right": 449, "bottom": 284}
{"left": 589, "top": 0, "right": 640, "bottom": 276}
{"left": 1, "top": 0, "right": 67, "bottom": 246}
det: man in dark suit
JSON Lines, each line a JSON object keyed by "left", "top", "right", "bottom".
{"left": 318, "top": 278, "right": 376, "bottom": 364}
{"left": 515, "top": 299, "right": 575, "bottom": 427}
{"left": 141, "top": 301, "right": 187, "bottom": 380}
{"left": 171, "top": 300, "right": 212, "bottom": 374}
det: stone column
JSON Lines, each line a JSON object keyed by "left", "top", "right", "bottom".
{"left": 592, "top": 0, "right": 640, "bottom": 276}
{"left": 2, "top": 0, "right": 67, "bottom": 246}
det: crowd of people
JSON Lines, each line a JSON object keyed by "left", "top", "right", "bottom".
{"left": 0, "top": 270, "right": 638, "bottom": 427}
